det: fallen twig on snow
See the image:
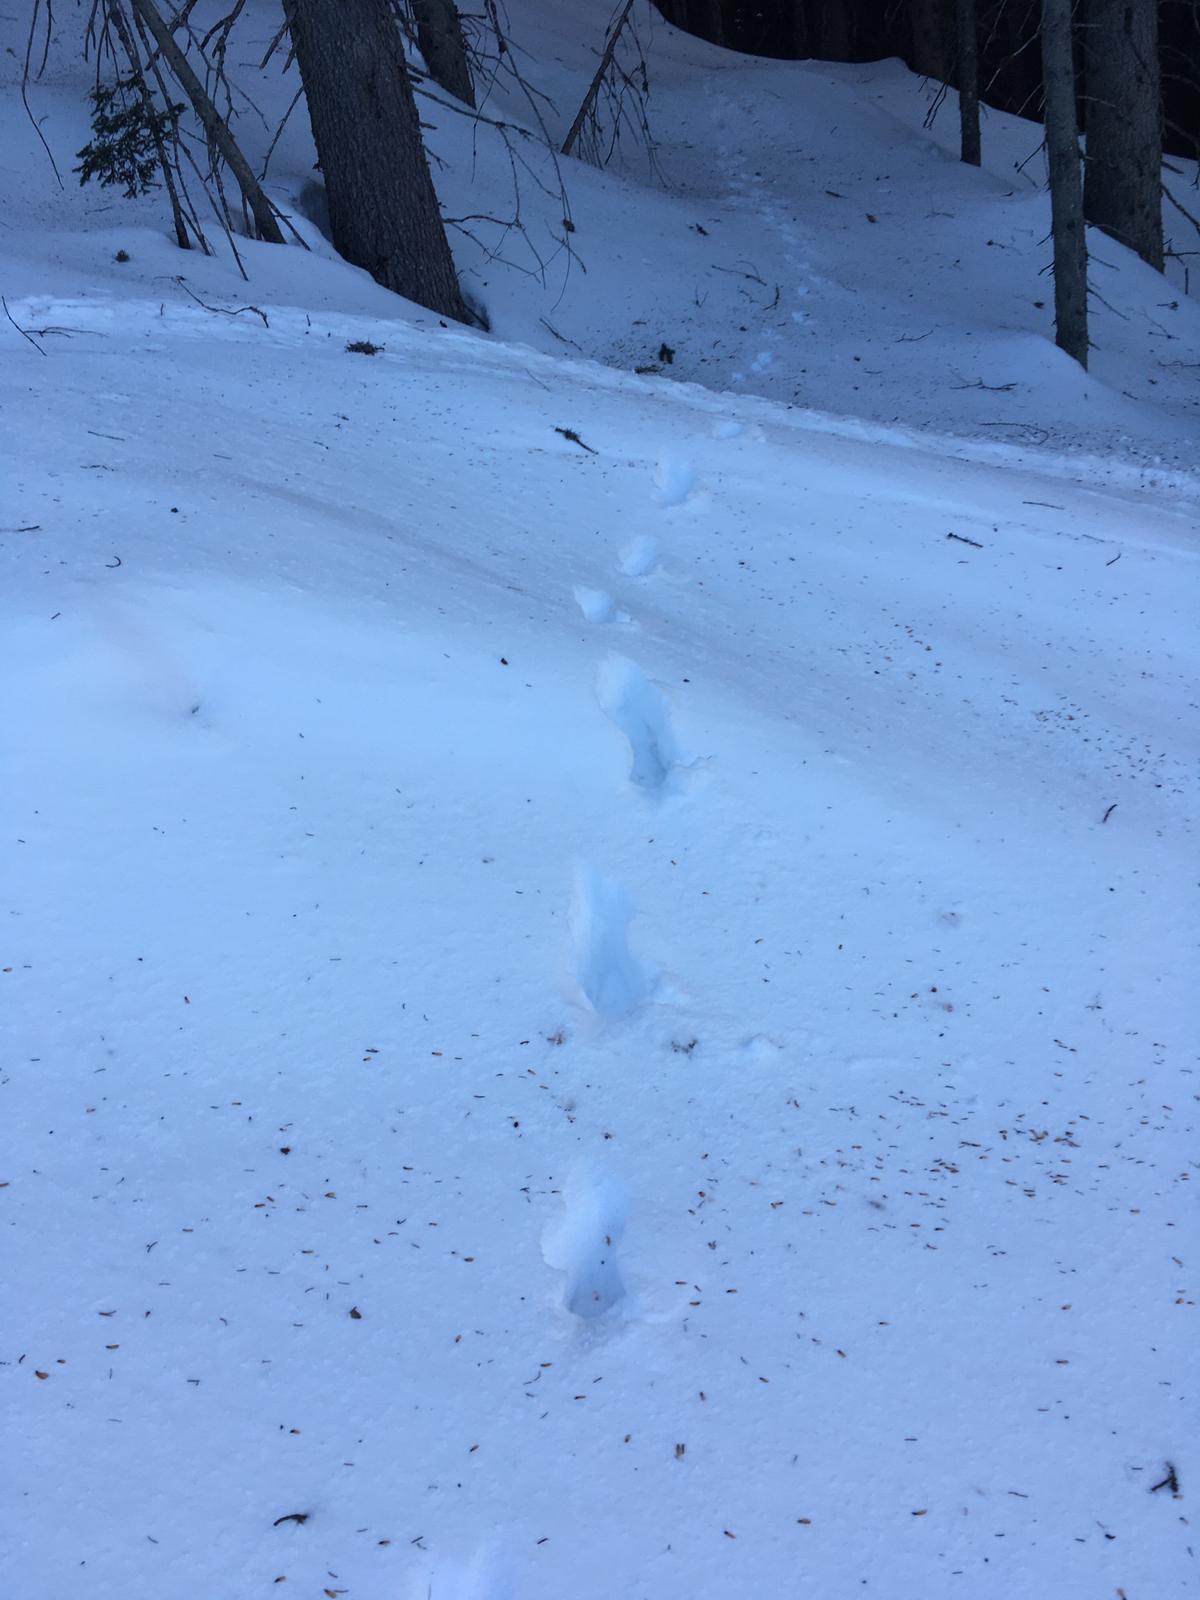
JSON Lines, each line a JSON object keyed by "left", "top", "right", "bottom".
{"left": 711, "top": 262, "right": 769, "bottom": 288}
{"left": 951, "top": 376, "right": 1017, "bottom": 392}
{"left": 554, "top": 426, "right": 596, "bottom": 454}
{"left": 173, "top": 276, "right": 269, "bottom": 326}
{"left": 2, "top": 296, "right": 47, "bottom": 355}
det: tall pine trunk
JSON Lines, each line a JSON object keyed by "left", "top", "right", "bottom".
{"left": 654, "top": 0, "right": 687, "bottom": 26}
{"left": 1040, "top": 0, "right": 1088, "bottom": 366}
{"left": 688, "top": 0, "right": 725, "bottom": 46}
{"left": 1083, "top": 0, "right": 1162, "bottom": 270}
{"left": 412, "top": 0, "right": 474, "bottom": 108}
{"left": 956, "top": 0, "right": 980, "bottom": 165}
{"left": 782, "top": 0, "right": 809, "bottom": 56}
{"left": 910, "top": 0, "right": 955, "bottom": 81}
{"left": 288, "top": 0, "right": 470, "bottom": 323}
{"left": 818, "top": 0, "right": 853, "bottom": 62}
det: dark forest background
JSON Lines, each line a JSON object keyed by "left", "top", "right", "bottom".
{"left": 655, "top": 1, "right": 1200, "bottom": 161}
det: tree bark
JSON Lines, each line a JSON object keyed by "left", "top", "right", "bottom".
{"left": 129, "top": 0, "right": 284, "bottom": 243}
{"left": 288, "top": 0, "right": 471, "bottom": 323}
{"left": 784, "top": 0, "right": 809, "bottom": 57}
{"left": 956, "top": 0, "right": 980, "bottom": 164}
{"left": 1082, "top": 0, "right": 1162, "bottom": 270}
{"left": 818, "top": 0, "right": 853, "bottom": 62}
{"left": 411, "top": 0, "right": 474, "bottom": 108}
{"left": 654, "top": 0, "right": 687, "bottom": 26}
{"left": 910, "top": 0, "right": 955, "bottom": 81}
{"left": 687, "top": 0, "right": 724, "bottom": 47}
{"left": 1040, "top": 0, "right": 1088, "bottom": 366}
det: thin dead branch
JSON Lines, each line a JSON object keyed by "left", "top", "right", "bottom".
{"left": 128, "top": 0, "right": 285, "bottom": 243}
{"left": 2, "top": 296, "right": 49, "bottom": 355}
{"left": 563, "top": 0, "right": 636, "bottom": 157}
{"left": 23, "top": 0, "right": 65, "bottom": 188}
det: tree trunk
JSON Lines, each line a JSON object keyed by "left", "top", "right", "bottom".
{"left": 288, "top": 0, "right": 471, "bottom": 323}
{"left": 956, "top": 0, "right": 980, "bottom": 164}
{"left": 818, "top": 0, "right": 853, "bottom": 62}
{"left": 910, "top": 0, "right": 955, "bottom": 81}
{"left": 784, "top": 0, "right": 809, "bottom": 57}
{"left": 1082, "top": 0, "right": 1162, "bottom": 270}
{"left": 129, "top": 0, "right": 284, "bottom": 243}
{"left": 687, "top": 0, "right": 724, "bottom": 47}
{"left": 411, "top": 0, "right": 474, "bottom": 108}
{"left": 1040, "top": 0, "right": 1088, "bottom": 366}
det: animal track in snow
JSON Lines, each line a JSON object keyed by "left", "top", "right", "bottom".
{"left": 415, "top": 1546, "right": 513, "bottom": 1600}
{"left": 618, "top": 534, "right": 658, "bottom": 577}
{"left": 542, "top": 1167, "right": 629, "bottom": 1321}
{"left": 653, "top": 455, "right": 697, "bottom": 508}
{"left": 595, "top": 655, "right": 681, "bottom": 792}
{"left": 739, "top": 1033, "right": 785, "bottom": 1061}
{"left": 570, "top": 863, "right": 650, "bottom": 1018}
{"left": 574, "top": 584, "right": 615, "bottom": 623}
{"left": 66, "top": 603, "right": 205, "bottom": 723}
{"left": 845, "top": 1054, "right": 902, "bottom": 1075}
{"left": 573, "top": 585, "right": 630, "bottom": 625}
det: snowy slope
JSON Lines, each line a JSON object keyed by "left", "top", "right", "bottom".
{"left": 2, "top": 7, "right": 1198, "bottom": 1600}
{"left": 4, "top": 1, "right": 1199, "bottom": 471}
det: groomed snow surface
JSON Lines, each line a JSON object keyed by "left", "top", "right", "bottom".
{"left": 2, "top": 4, "right": 1197, "bottom": 1598}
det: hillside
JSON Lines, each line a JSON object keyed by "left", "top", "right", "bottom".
{"left": 1, "top": 6, "right": 1196, "bottom": 1599}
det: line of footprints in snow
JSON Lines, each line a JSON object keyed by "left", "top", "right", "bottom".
{"left": 551, "top": 447, "right": 720, "bottom": 1327}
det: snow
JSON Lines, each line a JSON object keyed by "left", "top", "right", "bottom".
{"left": 1, "top": 5, "right": 1196, "bottom": 1599}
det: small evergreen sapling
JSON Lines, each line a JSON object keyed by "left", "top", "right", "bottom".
{"left": 75, "top": 77, "right": 181, "bottom": 200}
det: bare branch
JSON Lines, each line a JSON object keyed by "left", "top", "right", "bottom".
{"left": 22, "top": 0, "right": 65, "bottom": 188}
{"left": 563, "top": 0, "right": 636, "bottom": 157}
{"left": 128, "top": 0, "right": 285, "bottom": 243}
{"left": 2, "top": 296, "right": 49, "bottom": 356}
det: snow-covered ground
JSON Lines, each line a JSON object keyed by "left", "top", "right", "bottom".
{"left": 1, "top": 6, "right": 1196, "bottom": 1599}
